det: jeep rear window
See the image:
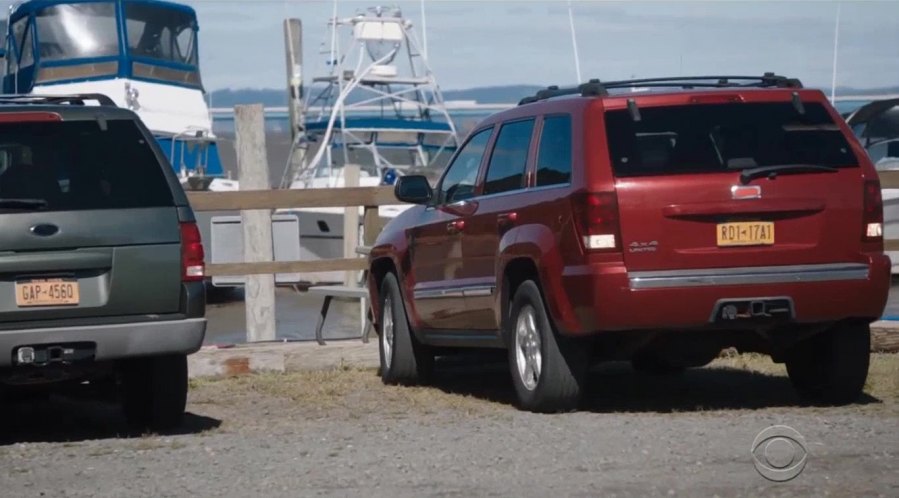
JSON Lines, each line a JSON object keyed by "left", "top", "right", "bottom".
{"left": 0, "top": 120, "right": 173, "bottom": 211}
{"left": 605, "top": 102, "right": 859, "bottom": 177}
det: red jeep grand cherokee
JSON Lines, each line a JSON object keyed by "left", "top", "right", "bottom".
{"left": 367, "top": 74, "right": 890, "bottom": 412}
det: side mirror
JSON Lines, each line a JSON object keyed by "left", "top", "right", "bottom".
{"left": 394, "top": 175, "right": 432, "bottom": 204}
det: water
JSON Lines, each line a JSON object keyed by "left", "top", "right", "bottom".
{"left": 205, "top": 287, "right": 366, "bottom": 345}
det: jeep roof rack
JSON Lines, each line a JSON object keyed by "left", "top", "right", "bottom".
{"left": 518, "top": 73, "right": 803, "bottom": 105}
{"left": 0, "top": 93, "right": 117, "bottom": 107}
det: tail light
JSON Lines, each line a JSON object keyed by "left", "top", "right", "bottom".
{"left": 180, "top": 222, "right": 205, "bottom": 281}
{"left": 863, "top": 179, "right": 883, "bottom": 242}
{"left": 572, "top": 192, "right": 622, "bottom": 252}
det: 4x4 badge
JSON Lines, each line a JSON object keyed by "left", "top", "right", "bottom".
{"left": 731, "top": 185, "right": 761, "bottom": 200}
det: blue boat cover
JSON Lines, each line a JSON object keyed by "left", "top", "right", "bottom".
{"left": 155, "top": 136, "right": 225, "bottom": 177}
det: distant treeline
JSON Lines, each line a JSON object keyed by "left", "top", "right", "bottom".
{"left": 207, "top": 84, "right": 899, "bottom": 108}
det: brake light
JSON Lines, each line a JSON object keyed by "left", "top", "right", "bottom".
{"left": 863, "top": 179, "right": 883, "bottom": 242}
{"left": 572, "top": 192, "right": 621, "bottom": 252}
{"left": 180, "top": 222, "right": 205, "bottom": 281}
{"left": 688, "top": 94, "right": 745, "bottom": 104}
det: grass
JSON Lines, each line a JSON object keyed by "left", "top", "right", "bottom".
{"left": 710, "top": 352, "right": 899, "bottom": 402}
{"left": 196, "top": 365, "right": 501, "bottom": 417}
{"left": 188, "top": 353, "right": 899, "bottom": 417}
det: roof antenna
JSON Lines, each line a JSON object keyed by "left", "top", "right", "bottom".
{"left": 567, "top": 0, "right": 582, "bottom": 84}
{"left": 830, "top": 2, "right": 841, "bottom": 102}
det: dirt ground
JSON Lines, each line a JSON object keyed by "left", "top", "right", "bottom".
{"left": 1, "top": 353, "right": 897, "bottom": 497}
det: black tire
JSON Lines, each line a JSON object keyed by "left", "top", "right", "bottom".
{"left": 785, "top": 322, "right": 870, "bottom": 405}
{"left": 378, "top": 273, "right": 433, "bottom": 385}
{"left": 631, "top": 352, "right": 686, "bottom": 376}
{"left": 507, "top": 280, "right": 587, "bottom": 413}
{"left": 122, "top": 355, "right": 188, "bottom": 431}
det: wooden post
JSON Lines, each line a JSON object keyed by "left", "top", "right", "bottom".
{"left": 235, "top": 104, "right": 276, "bottom": 343}
{"left": 363, "top": 206, "right": 382, "bottom": 247}
{"left": 283, "top": 18, "right": 305, "bottom": 185}
{"left": 342, "top": 164, "right": 360, "bottom": 287}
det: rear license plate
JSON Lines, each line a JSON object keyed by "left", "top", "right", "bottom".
{"left": 15, "top": 279, "right": 80, "bottom": 307}
{"left": 717, "top": 221, "right": 774, "bottom": 247}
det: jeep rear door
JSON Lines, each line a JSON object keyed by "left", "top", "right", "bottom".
{"left": 0, "top": 117, "right": 183, "bottom": 324}
{"left": 604, "top": 96, "right": 870, "bottom": 272}
{"left": 407, "top": 126, "right": 493, "bottom": 329}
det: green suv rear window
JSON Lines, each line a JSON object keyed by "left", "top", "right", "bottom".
{"left": 605, "top": 102, "right": 859, "bottom": 177}
{"left": 0, "top": 119, "right": 173, "bottom": 211}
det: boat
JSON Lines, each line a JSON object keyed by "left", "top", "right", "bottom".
{"left": 0, "top": 0, "right": 235, "bottom": 192}
{"left": 276, "top": 4, "right": 460, "bottom": 281}
{"left": 845, "top": 97, "right": 899, "bottom": 273}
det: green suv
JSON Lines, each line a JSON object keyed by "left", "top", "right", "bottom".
{"left": 0, "top": 95, "right": 206, "bottom": 430}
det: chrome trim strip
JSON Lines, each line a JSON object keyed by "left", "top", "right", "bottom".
{"left": 414, "top": 285, "right": 495, "bottom": 300}
{"left": 463, "top": 286, "right": 494, "bottom": 297}
{"left": 414, "top": 288, "right": 464, "bottom": 300}
{"left": 629, "top": 263, "right": 869, "bottom": 289}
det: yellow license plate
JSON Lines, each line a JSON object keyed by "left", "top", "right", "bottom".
{"left": 717, "top": 222, "right": 775, "bottom": 247}
{"left": 15, "top": 279, "right": 80, "bottom": 307}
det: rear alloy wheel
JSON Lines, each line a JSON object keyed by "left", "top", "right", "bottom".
{"left": 508, "top": 280, "right": 587, "bottom": 413}
{"left": 378, "top": 273, "right": 433, "bottom": 385}
{"left": 785, "top": 322, "right": 871, "bottom": 405}
{"left": 122, "top": 354, "right": 188, "bottom": 431}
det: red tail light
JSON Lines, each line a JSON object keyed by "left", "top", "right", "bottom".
{"left": 180, "top": 222, "right": 205, "bottom": 281}
{"left": 572, "top": 192, "right": 622, "bottom": 252}
{"left": 863, "top": 179, "right": 883, "bottom": 242}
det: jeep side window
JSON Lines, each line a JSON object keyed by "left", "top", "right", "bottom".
{"left": 438, "top": 127, "right": 492, "bottom": 204}
{"left": 536, "top": 115, "right": 572, "bottom": 186}
{"left": 483, "top": 119, "right": 535, "bottom": 195}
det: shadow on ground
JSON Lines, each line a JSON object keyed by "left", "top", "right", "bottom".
{"left": 428, "top": 352, "right": 881, "bottom": 413}
{"left": 0, "top": 392, "right": 221, "bottom": 445}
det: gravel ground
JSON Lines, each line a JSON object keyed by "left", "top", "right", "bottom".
{"left": 1, "top": 353, "right": 897, "bottom": 497}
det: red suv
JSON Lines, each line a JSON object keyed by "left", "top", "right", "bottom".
{"left": 367, "top": 74, "right": 890, "bottom": 412}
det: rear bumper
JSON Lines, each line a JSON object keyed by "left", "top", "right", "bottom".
{"left": 0, "top": 318, "right": 206, "bottom": 368}
{"left": 554, "top": 256, "right": 891, "bottom": 334}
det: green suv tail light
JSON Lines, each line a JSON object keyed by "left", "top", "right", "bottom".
{"left": 180, "top": 222, "right": 205, "bottom": 281}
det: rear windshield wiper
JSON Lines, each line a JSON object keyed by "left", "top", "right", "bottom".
{"left": 739, "top": 164, "right": 839, "bottom": 185}
{"left": 0, "top": 198, "right": 49, "bottom": 210}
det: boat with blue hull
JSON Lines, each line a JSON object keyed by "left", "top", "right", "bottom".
{"left": 0, "top": 0, "right": 235, "bottom": 191}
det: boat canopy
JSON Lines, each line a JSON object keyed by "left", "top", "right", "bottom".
{"left": 1, "top": 0, "right": 202, "bottom": 93}
{"left": 845, "top": 98, "right": 899, "bottom": 168}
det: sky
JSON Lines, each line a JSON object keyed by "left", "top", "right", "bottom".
{"left": 7, "top": 0, "right": 899, "bottom": 92}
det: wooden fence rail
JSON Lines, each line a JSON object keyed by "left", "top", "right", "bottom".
{"left": 185, "top": 186, "right": 397, "bottom": 211}
{"left": 185, "top": 187, "right": 395, "bottom": 277}
{"left": 186, "top": 169, "right": 899, "bottom": 279}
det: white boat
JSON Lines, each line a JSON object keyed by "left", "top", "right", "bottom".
{"left": 277, "top": 4, "right": 460, "bottom": 280}
{"left": 0, "top": 0, "right": 236, "bottom": 192}
{"left": 845, "top": 98, "right": 899, "bottom": 273}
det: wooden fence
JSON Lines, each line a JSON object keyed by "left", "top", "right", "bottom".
{"left": 186, "top": 186, "right": 395, "bottom": 276}
{"left": 879, "top": 171, "right": 899, "bottom": 252}
{"left": 188, "top": 104, "right": 399, "bottom": 342}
